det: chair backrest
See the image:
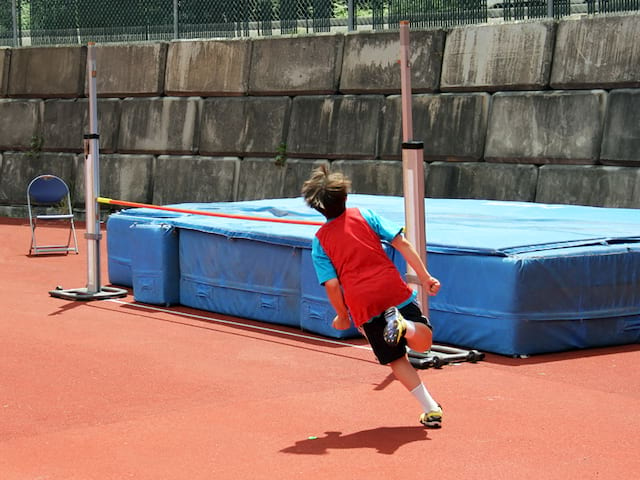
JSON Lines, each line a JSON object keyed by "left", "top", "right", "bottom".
{"left": 27, "top": 175, "right": 70, "bottom": 205}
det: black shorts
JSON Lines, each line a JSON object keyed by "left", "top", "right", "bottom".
{"left": 360, "top": 301, "right": 432, "bottom": 365}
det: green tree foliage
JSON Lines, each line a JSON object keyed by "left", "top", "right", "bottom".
{"left": 30, "top": 0, "right": 77, "bottom": 30}
{"left": 0, "top": 1, "right": 13, "bottom": 42}
{"left": 27, "top": 0, "right": 173, "bottom": 30}
{"left": 14, "top": 0, "right": 499, "bottom": 44}
{"left": 76, "top": 0, "right": 172, "bottom": 28}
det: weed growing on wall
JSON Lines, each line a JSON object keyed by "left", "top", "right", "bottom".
{"left": 275, "top": 142, "right": 287, "bottom": 166}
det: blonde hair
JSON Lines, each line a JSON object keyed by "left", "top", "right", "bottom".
{"left": 301, "top": 164, "right": 351, "bottom": 218}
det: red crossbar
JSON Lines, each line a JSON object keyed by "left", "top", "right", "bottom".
{"left": 96, "top": 197, "right": 324, "bottom": 226}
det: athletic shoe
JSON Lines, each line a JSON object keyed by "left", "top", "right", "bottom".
{"left": 419, "top": 406, "right": 443, "bottom": 429}
{"left": 383, "top": 307, "right": 406, "bottom": 346}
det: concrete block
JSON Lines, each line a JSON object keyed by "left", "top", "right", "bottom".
{"left": 249, "top": 35, "right": 343, "bottom": 95}
{"left": 282, "top": 159, "right": 329, "bottom": 198}
{"left": 485, "top": 91, "right": 606, "bottom": 164}
{"left": 118, "top": 97, "right": 201, "bottom": 154}
{"left": 8, "top": 46, "right": 85, "bottom": 98}
{"left": 92, "top": 42, "right": 167, "bottom": 97}
{"left": 153, "top": 155, "right": 239, "bottom": 205}
{"left": 165, "top": 39, "right": 251, "bottom": 96}
{"left": 236, "top": 157, "right": 287, "bottom": 200}
{"left": 41, "top": 100, "right": 83, "bottom": 153}
{"left": 551, "top": 15, "right": 640, "bottom": 89}
{"left": 426, "top": 161, "right": 538, "bottom": 201}
{"left": 74, "top": 153, "right": 153, "bottom": 207}
{"left": 332, "top": 159, "right": 404, "bottom": 196}
{"left": 600, "top": 89, "right": 640, "bottom": 166}
{"left": 340, "top": 29, "right": 445, "bottom": 94}
{"left": 287, "top": 95, "right": 384, "bottom": 159}
{"left": 0, "top": 205, "right": 29, "bottom": 218}
{"left": 441, "top": 21, "right": 555, "bottom": 92}
{"left": 0, "top": 48, "right": 9, "bottom": 97}
{"left": 41, "top": 98, "right": 120, "bottom": 153}
{"left": 380, "top": 93, "right": 489, "bottom": 161}
{"left": 199, "top": 96, "right": 290, "bottom": 156}
{"left": 0, "top": 99, "right": 42, "bottom": 150}
{"left": 0, "top": 152, "right": 77, "bottom": 205}
{"left": 536, "top": 164, "right": 640, "bottom": 208}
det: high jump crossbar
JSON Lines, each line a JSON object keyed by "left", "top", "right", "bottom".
{"left": 97, "top": 197, "right": 325, "bottom": 226}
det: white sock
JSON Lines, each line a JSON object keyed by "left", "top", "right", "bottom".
{"left": 411, "top": 383, "right": 440, "bottom": 412}
{"left": 404, "top": 320, "right": 416, "bottom": 339}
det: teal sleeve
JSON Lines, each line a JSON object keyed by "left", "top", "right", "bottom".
{"left": 359, "top": 208, "right": 403, "bottom": 242}
{"left": 311, "top": 236, "right": 337, "bottom": 285}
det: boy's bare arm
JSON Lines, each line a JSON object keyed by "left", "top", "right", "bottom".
{"left": 323, "top": 278, "right": 352, "bottom": 330}
{"left": 391, "top": 234, "right": 441, "bottom": 295}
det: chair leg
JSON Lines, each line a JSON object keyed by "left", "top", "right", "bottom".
{"left": 29, "top": 220, "right": 37, "bottom": 255}
{"left": 69, "top": 220, "right": 79, "bottom": 254}
{"left": 29, "top": 218, "right": 80, "bottom": 255}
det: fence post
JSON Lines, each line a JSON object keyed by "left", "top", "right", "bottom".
{"left": 11, "top": 0, "right": 19, "bottom": 47}
{"left": 348, "top": 0, "right": 355, "bottom": 31}
{"left": 174, "top": 0, "right": 179, "bottom": 39}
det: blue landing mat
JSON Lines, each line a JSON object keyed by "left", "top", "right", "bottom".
{"left": 106, "top": 195, "right": 640, "bottom": 355}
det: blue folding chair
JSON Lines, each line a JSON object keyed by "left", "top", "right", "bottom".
{"left": 27, "top": 174, "right": 79, "bottom": 255}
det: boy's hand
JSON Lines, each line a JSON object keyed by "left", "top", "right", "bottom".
{"left": 332, "top": 315, "right": 351, "bottom": 330}
{"left": 426, "top": 276, "right": 441, "bottom": 296}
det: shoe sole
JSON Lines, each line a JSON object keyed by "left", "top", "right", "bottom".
{"left": 383, "top": 323, "right": 399, "bottom": 345}
{"left": 383, "top": 319, "right": 406, "bottom": 346}
{"left": 424, "top": 420, "right": 442, "bottom": 429}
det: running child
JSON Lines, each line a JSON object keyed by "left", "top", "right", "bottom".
{"left": 301, "top": 165, "right": 443, "bottom": 428}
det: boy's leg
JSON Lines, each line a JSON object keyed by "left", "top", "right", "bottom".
{"left": 362, "top": 314, "right": 442, "bottom": 428}
{"left": 389, "top": 355, "right": 422, "bottom": 391}
{"left": 404, "top": 321, "right": 432, "bottom": 353}
{"left": 389, "top": 355, "right": 442, "bottom": 428}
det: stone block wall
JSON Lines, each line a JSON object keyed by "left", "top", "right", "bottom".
{"left": 1, "top": 13, "right": 640, "bottom": 218}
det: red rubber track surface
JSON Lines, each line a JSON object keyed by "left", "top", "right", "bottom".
{"left": 1, "top": 218, "right": 639, "bottom": 479}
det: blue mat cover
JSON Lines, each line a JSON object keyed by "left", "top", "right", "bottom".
{"left": 130, "top": 223, "right": 180, "bottom": 306}
{"left": 106, "top": 195, "right": 640, "bottom": 355}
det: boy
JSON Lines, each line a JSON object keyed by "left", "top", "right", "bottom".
{"left": 302, "top": 165, "right": 443, "bottom": 428}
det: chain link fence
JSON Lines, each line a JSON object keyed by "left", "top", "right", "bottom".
{"left": 1, "top": 0, "right": 639, "bottom": 46}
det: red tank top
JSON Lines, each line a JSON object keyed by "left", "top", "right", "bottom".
{"left": 316, "top": 208, "right": 413, "bottom": 327}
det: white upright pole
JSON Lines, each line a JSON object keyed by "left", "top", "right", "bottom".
{"left": 400, "top": 22, "right": 413, "bottom": 144}
{"left": 399, "top": 21, "right": 428, "bottom": 313}
{"left": 49, "top": 42, "right": 127, "bottom": 301}
{"left": 85, "top": 42, "right": 101, "bottom": 294}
